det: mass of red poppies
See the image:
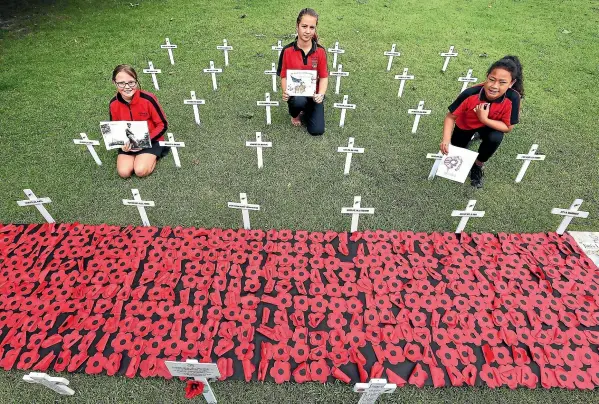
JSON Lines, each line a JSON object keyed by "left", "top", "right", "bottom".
{"left": 1, "top": 222, "right": 598, "bottom": 389}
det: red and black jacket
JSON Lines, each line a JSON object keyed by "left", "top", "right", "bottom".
{"left": 109, "top": 90, "right": 168, "bottom": 142}
{"left": 277, "top": 39, "right": 328, "bottom": 93}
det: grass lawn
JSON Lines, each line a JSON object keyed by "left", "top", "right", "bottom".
{"left": 1, "top": 0, "right": 599, "bottom": 402}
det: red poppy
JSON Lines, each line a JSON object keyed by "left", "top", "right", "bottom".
{"left": 16, "top": 349, "right": 39, "bottom": 370}
{"left": 555, "top": 366, "right": 576, "bottom": 389}
{"left": 408, "top": 363, "right": 428, "bottom": 388}
{"left": 292, "top": 362, "right": 311, "bottom": 383}
{"left": 309, "top": 359, "right": 330, "bottom": 383}
{"left": 269, "top": 360, "right": 291, "bottom": 384}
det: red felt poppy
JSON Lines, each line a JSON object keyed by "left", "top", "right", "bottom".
{"left": 309, "top": 359, "right": 329, "bottom": 383}
{"left": 269, "top": 360, "right": 291, "bottom": 384}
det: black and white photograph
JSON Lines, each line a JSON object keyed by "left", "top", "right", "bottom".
{"left": 99, "top": 121, "right": 151, "bottom": 151}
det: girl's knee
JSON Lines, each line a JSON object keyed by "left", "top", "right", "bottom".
{"left": 117, "top": 166, "right": 133, "bottom": 178}
{"left": 134, "top": 165, "right": 154, "bottom": 177}
{"left": 488, "top": 131, "right": 504, "bottom": 144}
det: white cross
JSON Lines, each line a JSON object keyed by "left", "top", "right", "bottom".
{"left": 142, "top": 61, "right": 161, "bottom": 90}
{"left": 452, "top": 199, "right": 485, "bottom": 233}
{"left": 337, "top": 137, "right": 364, "bottom": 175}
{"left": 183, "top": 91, "right": 206, "bottom": 126}
{"left": 354, "top": 379, "right": 396, "bottom": 404}
{"left": 440, "top": 45, "right": 458, "bottom": 72}
{"left": 228, "top": 193, "right": 260, "bottom": 230}
{"left": 334, "top": 95, "right": 357, "bottom": 128}
{"left": 256, "top": 92, "right": 279, "bottom": 125}
{"left": 203, "top": 61, "right": 223, "bottom": 91}
{"left": 328, "top": 41, "right": 345, "bottom": 69}
{"left": 384, "top": 43, "right": 401, "bottom": 71}
{"left": 342, "top": 196, "right": 374, "bottom": 233}
{"left": 426, "top": 151, "right": 443, "bottom": 180}
{"left": 17, "top": 189, "right": 55, "bottom": 223}
{"left": 122, "top": 188, "right": 155, "bottom": 226}
{"left": 457, "top": 69, "right": 477, "bottom": 93}
{"left": 551, "top": 199, "right": 589, "bottom": 235}
{"left": 515, "top": 144, "right": 546, "bottom": 183}
{"left": 394, "top": 67, "right": 415, "bottom": 98}
{"left": 246, "top": 132, "right": 272, "bottom": 169}
{"left": 73, "top": 132, "right": 102, "bottom": 165}
{"left": 160, "top": 37, "right": 178, "bottom": 65}
{"left": 264, "top": 62, "right": 277, "bottom": 92}
{"left": 330, "top": 64, "right": 349, "bottom": 94}
{"left": 216, "top": 39, "right": 233, "bottom": 67}
{"left": 23, "top": 372, "right": 74, "bottom": 396}
{"left": 407, "top": 100, "right": 432, "bottom": 133}
{"left": 159, "top": 132, "right": 185, "bottom": 168}
{"left": 272, "top": 40, "right": 283, "bottom": 60}
{"left": 165, "top": 360, "right": 220, "bottom": 404}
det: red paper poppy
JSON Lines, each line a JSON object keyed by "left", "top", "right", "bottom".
{"left": 270, "top": 360, "right": 291, "bottom": 383}
{"left": 309, "top": 359, "right": 329, "bottom": 383}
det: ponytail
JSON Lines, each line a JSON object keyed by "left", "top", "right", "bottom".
{"left": 487, "top": 55, "right": 524, "bottom": 98}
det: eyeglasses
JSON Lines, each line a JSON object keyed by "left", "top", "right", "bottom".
{"left": 115, "top": 81, "right": 137, "bottom": 89}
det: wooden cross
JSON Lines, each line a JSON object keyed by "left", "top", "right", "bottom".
{"left": 337, "top": 137, "right": 364, "bottom": 175}
{"left": 551, "top": 199, "right": 589, "bottom": 235}
{"left": 16, "top": 189, "right": 55, "bottom": 223}
{"left": 272, "top": 40, "right": 283, "bottom": 59}
{"left": 246, "top": 132, "right": 272, "bottom": 169}
{"left": 426, "top": 152, "right": 443, "bottom": 180}
{"left": 451, "top": 199, "right": 485, "bottom": 233}
{"left": 515, "top": 144, "right": 546, "bottom": 183}
{"left": 384, "top": 43, "right": 401, "bottom": 71}
{"left": 354, "top": 379, "right": 396, "bottom": 404}
{"left": 342, "top": 196, "right": 374, "bottom": 233}
{"left": 165, "top": 360, "right": 220, "bottom": 403}
{"left": 264, "top": 62, "right": 277, "bottom": 92}
{"left": 160, "top": 37, "right": 178, "bottom": 65}
{"left": 394, "top": 67, "right": 415, "bottom": 98}
{"left": 73, "top": 132, "right": 102, "bottom": 165}
{"left": 330, "top": 64, "right": 349, "bottom": 94}
{"left": 159, "top": 133, "right": 185, "bottom": 168}
{"left": 228, "top": 193, "right": 260, "bottom": 230}
{"left": 122, "top": 188, "right": 155, "bottom": 226}
{"left": 183, "top": 90, "right": 206, "bottom": 125}
{"left": 457, "top": 69, "right": 477, "bottom": 93}
{"left": 23, "top": 372, "right": 74, "bottom": 396}
{"left": 142, "top": 61, "right": 161, "bottom": 90}
{"left": 407, "top": 100, "right": 432, "bottom": 133}
{"left": 328, "top": 41, "right": 345, "bottom": 69}
{"left": 440, "top": 45, "right": 458, "bottom": 72}
{"left": 217, "top": 39, "right": 233, "bottom": 66}
{"left": 333, "top": 95, "right": 357, "bottom": 128}
{"left": 256, "top": 93, "right": 279, "bottom": 125}
{"left": 203, "top": 61, "right": 223, "bottom": 91}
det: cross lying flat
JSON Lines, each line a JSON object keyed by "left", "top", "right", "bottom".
{"left": 354, "top": 378, "right": 396, "bottom": 404}
{"left": 23, "top": 372, "right": 74, "bottom": 396}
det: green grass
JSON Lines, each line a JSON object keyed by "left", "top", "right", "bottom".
{"left": 1, "top": 0, "right": 599, "bottom": 402}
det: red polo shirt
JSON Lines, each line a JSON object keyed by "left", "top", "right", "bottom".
{"left": 448, "top": 84, "right": 521, "bottom": 131}
{"left": 109, "top": 90, "right": 168, "bottom": 141}
{"left": 277, "top": 39, "right": 328, "bottom": 93}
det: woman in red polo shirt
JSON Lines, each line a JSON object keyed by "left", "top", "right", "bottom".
{"left": 277, "top": 8, "right": 329, "bottom": 136}
{"left": 109, "top": 64, "right": 169, "bottom": 178}
{"left": 440, "top": 56, "right": 524, "bottom": 188}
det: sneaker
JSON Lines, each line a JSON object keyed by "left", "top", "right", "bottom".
{"left": 470, "top": 164, "right": 484, "bottom": 188}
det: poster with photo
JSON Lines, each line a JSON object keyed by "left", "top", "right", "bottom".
{"left": 100, "top": 121, "right": 151, "bottom": 151}
{"left": 286, "top": 69, "right": 317, "bottom": 97}
{"left": 436, "top": 145, "right": 479, "bottom": 183}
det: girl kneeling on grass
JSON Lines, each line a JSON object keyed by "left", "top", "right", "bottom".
{"left": 277, "top": 8, "right": 329, "bottom": 136}
{"left": 109, "top": 64, "right": 169, "bottom": 178}
{"left": 440, "top": 56, "right": 524, "bottom": 188}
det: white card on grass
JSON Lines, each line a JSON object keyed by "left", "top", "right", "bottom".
{"left": 286, "top": 70, "right": 317, "bottom": 97}
{"left": 100, "top": 121, "right": 151, "bottom": 151}
{"left": 436, "top": 145, "right": 479, "bottom": 183}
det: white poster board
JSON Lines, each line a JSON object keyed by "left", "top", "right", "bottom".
{"left": 100, "top": 121, "right": 150, "bottom": 151}
{"left": 436, "top": 145, "right": 478, "bottom": 183}
{"left": 286, "top": 70, "right": 317, "bottom": 97}
{"left": 569, "top": 231, "right": 599, "bottom": 266}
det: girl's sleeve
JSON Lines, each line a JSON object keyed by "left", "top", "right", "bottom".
{"left": 448, "top": 86, "right": 478, "bottom": 116}
{"left": 508, "top": 92, "right": 521, "bottom": 125}
{"left": 318, "top": 50, "right": 328, "bottom": 78}
{"left": 147, "top": 95, "right": 168, "bottom": 140}
{"left": 277, "top": 49, "right": 286, "bottom": 77}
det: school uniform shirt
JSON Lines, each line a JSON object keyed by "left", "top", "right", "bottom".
{"left": 109, "top": 90, "right": 168, "bottom": 142}
{"left": 448, "top": 84, "right": 521, "bottom": 131}
{"left": 277, "top": 39, "right": 329, "bottom": 93}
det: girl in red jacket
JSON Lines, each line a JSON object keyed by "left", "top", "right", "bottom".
{"left": 109, "top": 64, "right": 169, "bottom": 178}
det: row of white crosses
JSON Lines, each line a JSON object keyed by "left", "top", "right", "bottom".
{"left": 17, "top": 187, "right": 590, "bottom": 235}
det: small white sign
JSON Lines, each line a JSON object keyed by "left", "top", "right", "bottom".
{"left": 159, "top": 133, "right": 185, "bottom": 168}
{"left": 337, "top": 137, "right": 364, "bottom": 175}
{"left": 451, "top": 199, "right": 485, "bottom": 233}
{"left": 264, "top": 62, "right": 277, "bottom": 92}
{"left": 457, "top": 69, "right": 477, "bottom": 93}
{"left": 203, "top": 61, "right": 223, "bottom": 91}
{"left": 23, "top": 372, "right": 74, "bottom": 396}
{"left": 354, "top": 379, "right": 396, "bottom": 404}
{"left": 569, "top": 231, "right": 599, "bottom": 266}
{"left": 551, "top": 199, "right": 589, "bottom": 235}
{"left": 16, "top": 189, "right": 55, "bottom": 223}
{"left": 246, "top": 132, "right": 272, "bottom": 169}
{"left": 334, "top": 95, "right": 357, "bottom": 128}
{"left": 142, "top": 61, "right": 161, "bottom": 90}
{"left": 122, "top": 189, "right": 155, "bottom": 226}
{"left": 183, "top": 91, "right": 206, "bottom": 126}
{"left": 342, "top": 196, "right": 374, "bottom": 233}
{"left": 73, "top": 132, "right": 102, "bottom": 165}
{"left": 330, "top": 64, "right": 349, "bottom": 94}
{"left": 407, "top": 100, "right": 432, "bottom": 133}
{"left": 328, "top": 41, "right": 345, "bottom": 68}
{"left": 217, "top": 39, "right": 233, "bottom": 66}
{"left": 440, "top": 45, "right": 458, "bottom": 72}
{"left": 515, "top": 144, "right": 546, "bottom": 183}
{"left": 228, "top": 193, "right": 261, "bottom": 230}
{"left": 384, "top": 43, "right": 401, "bottom": 71}
{"left": 256, "top": 93, "right": 279, "bottom": 125}
{"left": 426, "top": 152, "right": 443, "bottom": 180}
{"left": 436, "top": 145, "right": 479, "bottom": 183}
{"left": 394, "top": 67, "right": 415, "bottom": 98}
{"left": 286, "top": 69, "right": 317, "bottom": 97}
{"left": 160, "top": 38, "right": 178, "bottom": 65}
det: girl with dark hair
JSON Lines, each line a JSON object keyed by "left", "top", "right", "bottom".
{"left": 277, "top": 8, "right": 329, "bottom": 136}
{"left": 440, "top": 56, "right": 524, "bottom": 188}
{"left": 109, "top": 64, "right": 169, "bottom": 178}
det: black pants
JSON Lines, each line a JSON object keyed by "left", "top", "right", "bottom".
{"left": 451, "top": 125, "right": 504, "bottom": 163}
{"left": 287, "top": 96, "right": 325, "bottom": 136}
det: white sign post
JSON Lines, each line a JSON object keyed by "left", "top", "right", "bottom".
{"left": 354, "top": 379, "right": 396, "bottom": 404}
{"left": 217, "top": 39, "right": 233, "bottom": 67}
{"left": 228, "top": 193, "right": 260, "bottom": 230}
{"left": 334, "top": 95, "right": 357, "bottom": 128}
{"left": 159, "top": 133, "right": 185, "bottom": 168}
{"left": 328, "top": 41, "right": 345, "bottom": 69}
{"left": 337, "top": 137, "right": 364, "bottom": 175}
{"left": 330, "top": 64, "right": 349, "bottom": 95}
{"left": 342, "top": 196, "right": 374, "bottom": 233}
{"left": 426, "top": 152, "right": 443, "bottom": 180}
{"left": 264, "top": 62, "right": 277, "bottom": 92}
{"left": 257, "top": 93, "right": 279, "bottom": 125}
{"left": 122, "top": 189, "right": 155, "bottom": 227}
{"left": 440, "top": 45, "right": 458, "bottom": 72}
{"left": 203, "top": 61, "right": 223, "bottom": 91}
{"left": 457, "top": 69, "right": 477, "bottom": 93}
{"left": 384, "top": 44, "right": 401, "bottom": 71}
{"left": 272, "top": 40, "right": 283, "bottom": 59}
{"left": 407, "top": 101, "right": 432, "bottom": 133}
{"left": 452, "top": 199, "right": 485, "bottom": 233}
{"left": 394, "top": 67, "right": 415, "bottom": 98}
{"left": 143, "top": 61, "right": 161, "bottom": 91}
{"left": 551, "top": 199, "right": 589, "bottom": 235}
{"left": 183, "top": 91, "right": 206, "bottom": 126}
{"left": 246, "top": 132, "right": 272, "bottom": 169}
{"left": 515, "top": 144, "right": 546, "bottom": 183}
{"left": 160, "top": 38, "right": 178, "bottom": 65}
{"left": 165, "top": 360, "right": 220, "bottom": 404}
{"left": 17, "top": 189, "right": 55, "bottom": 223}
{"left": 73, "top": 132, "right": 102, "bottom": 165}
{"left": 23, "top": 372, "right": 74, "bottom": 396}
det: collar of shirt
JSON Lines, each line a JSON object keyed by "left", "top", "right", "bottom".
{"left": 116, "top": 89, "right": 141, "bottom": 105}
{"left": 293, "top": 39, "right": 318, "bottom": 58}
{"left": 478, "top": 86, "right": 506, "bottom": 104}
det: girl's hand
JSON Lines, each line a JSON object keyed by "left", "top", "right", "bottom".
{"left": 440, "top": 140, "right": 450, "bottom": 155}
{"left": 121, "top": 143, "right": 132, "bottom": 152}
{"left": 474, "top": 103, "right": 490, "bottom": 122}
{"left": 313, "top": 93, "right": 324, "bottom": 104}
{"left": 282, "top": 91, "right": 290, "bottom": 102}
